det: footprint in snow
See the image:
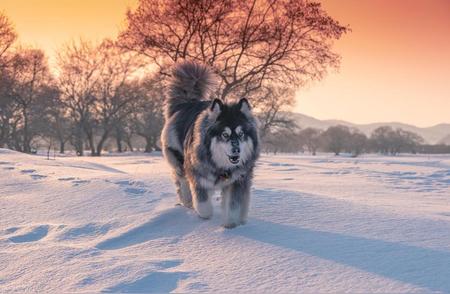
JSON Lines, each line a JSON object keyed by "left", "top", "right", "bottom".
{"left": 58, "top": 177, "right": 77, "bottom": 181}
{"left": 153, "top": 259, "right": 183, "bottom": 270}
{"left": 102, "top": 271, "right": 191, "bottom": 293}
{"left": 72, "top": 179, "right": 90, "bottom": 186}
{"left": 57, "top": 223, "right": 112, "bottom": 241}
{"left": 112, "top": 179, "right": 151, "bottom": 196}
{"left": 8, "top": 225, "right": 49, "bottom": 243}
{"left": 124, "top": 187, "right": 148, "bottom": 195}
{"left": 57, "top": 177, "right": 90, "bottom": 186}
{"left": 30, "top": 174, "right": 47, "bottom": 180}
{"left": 278, "top": 168, "right": 300, "bottom": 172}
{"left": 1, "top": 227, "right": 19, "bottom": 235}
{"left": 19, "top": 169, "right": 47, "bottom": 180}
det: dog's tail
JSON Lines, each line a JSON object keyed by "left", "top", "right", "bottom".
{"left": 166, "top": 60, "right": 217, "bottom": 116}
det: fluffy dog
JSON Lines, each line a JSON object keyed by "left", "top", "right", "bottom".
{"left": 161, "top": 61, "right": 260, "bottom": 228}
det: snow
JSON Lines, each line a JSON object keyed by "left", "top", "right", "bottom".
{"left": 1, "top": 148, "right": 450, "bottom": 293}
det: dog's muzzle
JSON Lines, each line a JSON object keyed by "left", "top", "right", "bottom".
{"left": 229, "top": 140, "right": 240, "bottom": 164}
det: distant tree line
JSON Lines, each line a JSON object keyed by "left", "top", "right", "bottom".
{"left": 263, "top": 125, "right": 450, "bottom": 156}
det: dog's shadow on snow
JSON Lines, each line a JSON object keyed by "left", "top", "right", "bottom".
{"left": 233, "top": 219, "right": 450, "bottom": 292}
{"left": 96, "top": 206, "right": 200, "bottom": 250}
{"left": 102, "top": 260, "right": 193, "bottom": 293}
{"left": 102, "top": 271, "right": 191, "bottom": 293}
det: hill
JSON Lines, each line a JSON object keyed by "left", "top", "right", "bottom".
{"left": 287, "top": 112, "right": 450, "bottom": 144}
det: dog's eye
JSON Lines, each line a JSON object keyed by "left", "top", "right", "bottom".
{"left": 222, "top": 132, "right": 230, "bottom": 139}
{"left": 238, "top": 131, "right": 244, "bottom": 138}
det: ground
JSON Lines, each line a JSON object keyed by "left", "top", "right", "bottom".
{"left": 1, "top": 148, "right": 450, "bottom": 293}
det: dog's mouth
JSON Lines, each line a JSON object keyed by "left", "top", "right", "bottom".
{"left": 228, "top": 155, "right": 240, "bottom": 164}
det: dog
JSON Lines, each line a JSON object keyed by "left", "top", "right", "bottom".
{"left": 161, "top": 61, "right": 260, "bottom": 228}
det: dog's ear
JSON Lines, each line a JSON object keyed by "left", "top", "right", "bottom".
{"left": 238, "top": 98, "right": 251, "bottom": 115}
{"left": 209, "top": 99, "right": 223, "bottom": 119}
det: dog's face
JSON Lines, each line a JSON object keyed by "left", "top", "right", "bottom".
{"left": 208, "top": 98, "right": 257, "bottom": 169}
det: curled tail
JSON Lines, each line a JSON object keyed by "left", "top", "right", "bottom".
{"left": 167, "top": 60, "right": 217, "bottom": 116}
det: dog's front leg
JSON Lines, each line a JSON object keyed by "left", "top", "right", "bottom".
{"left": 190, "top": 181, "right": 213, "bottom": 219}
{"left": 221, "top": 178, "right": 251, "bottom": 228}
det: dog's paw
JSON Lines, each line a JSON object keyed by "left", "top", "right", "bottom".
{"left": 223, "top": 222, "right": 238, "bottom": 229}
{"left": 195, "top": 201, "right": 213, "bottom": 219}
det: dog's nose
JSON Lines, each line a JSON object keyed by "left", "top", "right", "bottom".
{"left": 232, "top": 147, "right": 240, "bottom": 154}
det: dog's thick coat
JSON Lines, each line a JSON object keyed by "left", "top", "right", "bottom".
{"left": 161, "top": 61, "right": 260, "bottom": 228}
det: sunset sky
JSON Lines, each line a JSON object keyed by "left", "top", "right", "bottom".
{"left": 1, "top": 0, "right": 449, "bottom": 127}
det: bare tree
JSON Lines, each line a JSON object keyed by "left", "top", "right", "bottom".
{"left": 370, "top": 126, "right": 423, "bottom": 155}
{"left": 57, "top": 39, "right": 144, "bottom": 156}
{"left": 370, "top": 126, "right": 392, "bottom": 154}
{"left": 0, "top": 12, "right": 17, "bottom": 65}
{"left": 399, "top": 129, "right": 424, "bottom": 154}
{"left": 0, "top": 12, "right": 17, "bottom": 148}
{"left": 0, "top": 76, "right": 19, "bottom": 148}
{"left": 6, "top": 48, "right": 53, "bottom": 153}
{"left": 112, "top": 118, "right": 135, "bottom": 152}
{"left": 254, "top": 85, "right": 297, "bottom": 137}
{"left": 130, "top": 75, "right": 166, "bottom": 152}
{"left": 262, "top": 128, "right": 303, "bottom": 154}
{"left": 121, "top": 0, "right": 347, "bottom": 98}
{"left": 299, "top": 127, "right": 321, "bottom": 155}
{"left": 321, "top": 125, "right": 352, "bottom": 155}
{"left": 347, "top": 130, "right": 367, "bottom": 157}
{"left": 120, "top": 0, "right": 348, "bottom": 133}
{"left": 39, "top": 87, "right": 72, "bottom": 153}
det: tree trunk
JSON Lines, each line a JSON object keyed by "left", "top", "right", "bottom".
{"left": 95, "top": 131, "right": 110, "bottom": 156}
{"left": 126, "top": 139, "right": 134, "bottom": 152}
{"left": 116, "top": 136, "right": 123, "bottom": 153}
{"left": 23, "top": 108, "right": 31, "bottom": 153}
{"left": 144, "top": 137, "right": 152, "bottom": 153}
{"left": 86, "top": 132, "right": 95, "bottom": 156}
{"left": 151, "top": 136, "right": 161, "bottom": 151}
{"left": 59, "top": 141, "right": 65, "bottom": 154}
{"left": 0, "top": 124, "right": 6, "bottom": 148}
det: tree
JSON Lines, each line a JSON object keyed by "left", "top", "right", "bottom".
{"left": 120, "top": 0, "right": 348, "bottom": 133}
{"left": 130, "top": 75, "right": 166, "bottom": 152}
{"left": 347, "top": 130, "right": 367, "bottom": 157}
{"left": 6, "top": 48, "right": 53, "bottom": 153}
{"left": 370, "top": 126, "right": 424, "bottom": 155}
{"left": 111, "top": 116, "right": 134, "bottom": 152}
{"left": 0, "top": 12, "right": 17, "bottom": 148}
{"left": 0, "top": 12, "right": 17, "bottom": 66}
{"left": 399, "top": 129, "right": 423, "bottom": 154}
{"left": 39, "top": 87, "right": 72, "bottom": 153}
{"left": 254, "top": 85, "right": 297, "bottom": 138}
{"left": 321, "top": 125, "right": 351, "bottom": 155}
{"left": 370, "top": 126, "right": 393, "bottom": 154}
{"left": 299, "top": 127, "right": 321, "bottom": 155}
{"left": 262, "top": 128, "right": 303, "bottom": 154}
{"left": 57, "top": 39, "right": 144, "bottom": 156}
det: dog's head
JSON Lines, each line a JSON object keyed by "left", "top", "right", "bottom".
{"left": 207, "top": 98, "right": 258, "bottom": 168}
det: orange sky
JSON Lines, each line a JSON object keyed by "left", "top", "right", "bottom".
{"left": 1, "top": 0, "right": 449, "bottom": 127}
{"left": 299, "top": 0, "right": 450, "bottom": 127}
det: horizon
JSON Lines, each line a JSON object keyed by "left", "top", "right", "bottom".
{"left": 1, "top": 0, "right": 449, "bottom": 127}
{"left": 290, "top": 111, "right": 450, "bottom": 129}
